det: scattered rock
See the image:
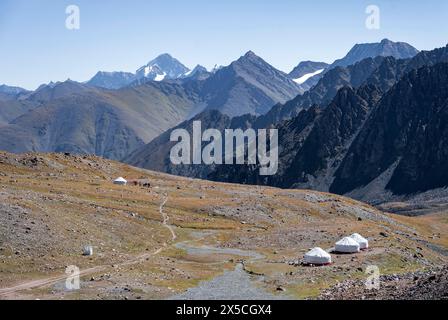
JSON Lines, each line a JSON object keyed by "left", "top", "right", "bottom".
{"left": 276, "top": 286, "right": 285, "bottom": 292}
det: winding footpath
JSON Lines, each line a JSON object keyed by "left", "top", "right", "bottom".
{"left": 1, "top": 193, "right": 280, "bottom": 300}
{"left": 160, "top": 194, "right": 176, "bottom": 241}
{"left": 0, "top": 194, "right": 172, "bottom": 298}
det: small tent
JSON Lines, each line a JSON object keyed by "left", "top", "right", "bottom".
{"left": 82, "top": 245, "right": 93, "bottom": 256}
{"left": 114, "top": 177, "right": 127, "bottom": 185}
{"left": 350, "top": 233, "right": 369, "bottom": 250}
{"left": 304, "top": 247, "right": 332, "bottom": 265}
{"left": 335, "top": 237, "right": 360, "bottom": 253}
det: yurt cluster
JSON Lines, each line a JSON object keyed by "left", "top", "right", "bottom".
{"left": 303, "top": 233, "right": 369, "bottom": 266}
{"left": 114, "top": 177, "right": 151, "bottom": 188}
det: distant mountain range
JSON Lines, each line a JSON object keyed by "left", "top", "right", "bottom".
{"left": 0, "top": 50, "right": 305, "bottom": 159}
{"left": 84, "top": 38, "right": 417, "bottom": 96}
{"left": 126, "top": 43, "right": 448, "bottom": 203}
{"left": 6, "top": 38, "right": 448, "bottom": 204}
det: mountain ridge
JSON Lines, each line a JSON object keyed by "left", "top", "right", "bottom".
{"left": 125, "top": 44, "right": 448, "bottom": 203}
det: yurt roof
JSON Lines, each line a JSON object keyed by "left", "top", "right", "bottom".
{"left": 305, "top": 247, "right": 331, "bottom": 258}
{"left": 350, "top": 233, "right": 367, "bottom": 242}
{"left": 114, "top": 177, "right": 127, "bottom": 182}
{"left": 336, "top": 237, "right": 359, "bottom": 246}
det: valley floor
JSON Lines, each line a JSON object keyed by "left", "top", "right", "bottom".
{"left": 0, "top": 152, "right": 446, "bottom": 300}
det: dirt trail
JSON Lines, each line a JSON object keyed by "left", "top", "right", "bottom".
{"left": 160, "top": 194, "right": 176, "bottom": 241}
{"left": 0, "top": 194, "right": 172, "bottom": 299}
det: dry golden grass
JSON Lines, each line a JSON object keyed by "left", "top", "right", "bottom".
{"left": 0, "top": 152, "right": 446, "bottom": 299}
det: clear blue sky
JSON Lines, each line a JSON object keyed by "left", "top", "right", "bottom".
{"left": 1, "top": 0, "right": 447, "bottom": 90}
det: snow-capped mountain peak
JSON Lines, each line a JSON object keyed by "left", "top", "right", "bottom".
{"left": 136, "top": 53, "right": 190, "bottom": 81}
{"left": 86, "top": 53, "right": 191, "bottom": 88}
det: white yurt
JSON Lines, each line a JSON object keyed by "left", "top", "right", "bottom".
{"left": 114, "top": 177, "right": 127, "bottom": 185}
{"left": 350, "top": 233, "right": 369, "bottom": 250}
{"left": 304, "top": 247, "right": 332, "bottom": 265}
{"left": 335, "top": 237, "right": 360, "bottom": 253}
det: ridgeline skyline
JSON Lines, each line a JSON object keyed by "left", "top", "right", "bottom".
{"left": 1, "top": 0, "right": 447, "bottom": 89}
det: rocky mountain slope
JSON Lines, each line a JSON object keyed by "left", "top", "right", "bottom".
{"left": 215, "top": 61, "right": 448, "bottom": 202}
{"left": 257, "top": 56, "right": 388, "bottom": 125}
{"left": 196, "top": 51, "right": 303, "bottom": 117}
{"left": 258, "top": 40, "right": 434, "bottom": 126}
{"left": 128, "top": 45, "right": 448, "bottom": 205}
{"left": 332, "top": 62, "right": 448, "bottom": 197}
{"left": 0, "top": 82, "right": 202, "bottom": 160}
{"left": 0, "top": 100, "right": 38, "bottom": 126}
{"left": 125, "top": 110, "right": 256, "bottom": 178}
